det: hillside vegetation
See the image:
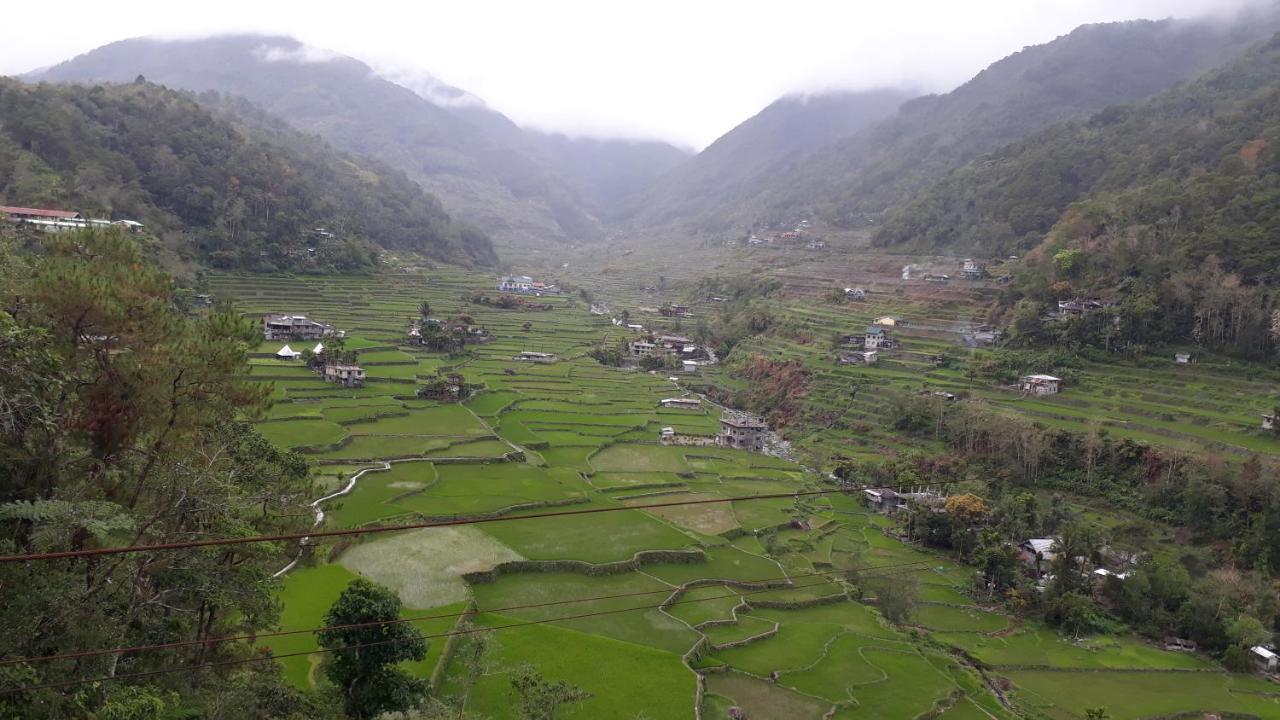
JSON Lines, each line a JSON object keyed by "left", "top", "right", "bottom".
{"left": 634, "top": 11, "right": 1280, "bottom": 236}
{"left": 35, "top": 36, "right": 690, "bottom": 247}
{"left": 874, "top": 33, "right": 1280, "bottom": 358}
{"left": 0, "top": 78, "right": 495, "bottom": 270}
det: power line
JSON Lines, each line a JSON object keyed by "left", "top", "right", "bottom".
{"left": 0, "top": 563, "right": 933, "bottom": 695}
{"left": 0, "top": 478, "right": 967, "bottom": 564}
{"left": 1, "top": 564, "right": 895, "bottom": 668}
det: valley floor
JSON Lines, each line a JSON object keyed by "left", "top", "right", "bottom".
{"left": 211, "top": 270, "right": 1280, "bottom": 720}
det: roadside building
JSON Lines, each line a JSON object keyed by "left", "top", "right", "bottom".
{"left": 1020, "top": 374, "right": 1061, "bottom": 395}
{"left": 323, "top": 364, "right": 365, "bottom": 388}
{"left": 716, "top": 411, "right": 767, "bottom": 452}
{"left": 0, "top": 205, "right": 81, "bottom": 222}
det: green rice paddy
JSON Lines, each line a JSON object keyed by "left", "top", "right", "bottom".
{"left": 213, "top": 270, "right": 1271, "bottom": 719}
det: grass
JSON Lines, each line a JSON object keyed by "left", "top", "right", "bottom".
{"left": 337, "top": 527, "right": 524, "bottom": 608}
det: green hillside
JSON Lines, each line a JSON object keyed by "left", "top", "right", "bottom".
{"left": 0, "top": 78, "right": 495, "bottom": 270}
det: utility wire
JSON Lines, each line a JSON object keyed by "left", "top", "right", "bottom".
{"left": 0, "top": 563, "right": 933, "bottom": 695}
{"left": 0, "top": 478, "right": 967, "bottom": 563}
{"left": 2, "top": 564, "right": 920, "bottom": 667}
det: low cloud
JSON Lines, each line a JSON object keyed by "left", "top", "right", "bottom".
{"left": 252, "top": 43, "right": 339, "bottom": 64}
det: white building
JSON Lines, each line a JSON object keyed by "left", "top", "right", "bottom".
{"left": 1251, "top": 646, "right": 1277, "bottom": 672}
{"left": 513, "top": 351, "right": 556, "bottom": 363}
{"left": 498, "top": 275, "right": 535, "bottom": 292}
{"left": 276, "top": 344, "right": 301, "bottom": 359}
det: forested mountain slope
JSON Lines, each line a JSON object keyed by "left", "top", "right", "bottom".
{"left": 621, "top": 88, "right": 913, "bottom": 230}
{"left": 35, "top": 36, "right": 690, "bottom": 246}
{"left": 874, "top": 31, "right": 1280, "bottom": 270}
{"left": 646, "top": 9, "right": 1280, "bottom": 235}
{"left": 0, "top": 79, "right": 495, "bottom": 270}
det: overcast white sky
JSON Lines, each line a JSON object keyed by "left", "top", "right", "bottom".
{"left": 0, "top": 0, "right": 1258, "bottom": 148}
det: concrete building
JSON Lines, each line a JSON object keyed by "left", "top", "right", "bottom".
{"left": 660, "top": 397, "right": 702, "bottom": 409}
{"left": 513, "top": 351, "right": 556, "bottom": 363}
{"left": 324, "top": 364, "right": 365, "bottom": 388}
{"left": 716, "top": 411, "right": 767, "bottom": 452}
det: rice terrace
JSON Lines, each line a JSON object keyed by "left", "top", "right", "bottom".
{"left": 204, "top": 269, "right": 1280, "bottom": 719}
{"left": 8, "top": 5, "right": 1280, "bottom": 719}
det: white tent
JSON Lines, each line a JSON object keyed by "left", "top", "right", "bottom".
{"left": 276, "top": 344, "right": 300, "bottom": 359}
{"left": 312, "top": 342, "right": 325, "bottom": 354}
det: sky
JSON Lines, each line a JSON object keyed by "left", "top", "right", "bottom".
{"left": 0, "top": 0, "right": 1258, "bottom": 148}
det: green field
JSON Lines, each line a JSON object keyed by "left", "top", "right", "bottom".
{"left": 208, "top": 270, "right": 1264, "bottom": 719}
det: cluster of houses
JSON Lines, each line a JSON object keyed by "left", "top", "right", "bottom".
{"left": 406, "top": 317, "right": 490, "bottom": 347}
{"left": 741, "top": 220, "right": 813, "bottom": 248}
{"left": 273, "top": 340, "right": 366, "bottom": 388}
{"left": 659, "top": 410, "right": 769, "bottom": 452}
{"left": 263, "top": 314, "right": 362, "bottom": 387}
{"left": 497, "top": 275, "right": 559, "bottom": 295}
{"left": 0, "top": 205, "right": 145, "bottom": 234}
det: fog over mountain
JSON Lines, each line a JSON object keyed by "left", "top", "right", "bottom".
{"left": 2, "top": 0, "right": 1260, "bottom": 149}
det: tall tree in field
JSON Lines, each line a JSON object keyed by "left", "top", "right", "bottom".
{"left": 317, "top": 579, "right": 427, "bottom": 719}
{"left": 510, "top": 668, "right": 592, "bottom": 720}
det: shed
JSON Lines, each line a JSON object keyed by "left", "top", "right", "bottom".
{"left": 1251, "top": 646, "right": 1278, "bottom": 672}
{"left": 1174, "top": 353, "right": 1191, "bottom": 364}
{"left": 1020, "top": 374, "right": 1061, "bottom": 395}
{"left": 276, "top": 344, "right": 300, "bottom": 359}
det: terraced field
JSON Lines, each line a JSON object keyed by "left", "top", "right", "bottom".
{"left": 210, "top": 271, "right": 1279, "bottom": 719}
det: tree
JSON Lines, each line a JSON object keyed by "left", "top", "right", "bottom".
{"left": 0, "top": 230, "right": 317, "bottom": 718}
{"left": 522, "top": 321, "right": 532, "bottom": 333}
{"left": 510, "top": 668, "right": 592, "bottom": 720}
{"left": 870, "top": 574, "right": 919, "bottom": 624}
{"left": 418, "top": 301, "right": 432, "bottom": 321}
{"left": 317, "top": 579, "right": 427, "bottom": 719}
{"left": 1227, "top": 614, "right": 1271, "bottom": 649}
{"left": 1084, "top": 708, "right": 1110, "bottom": 720}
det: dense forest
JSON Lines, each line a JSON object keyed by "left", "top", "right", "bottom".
{"left": 0, "top": 78, "right": 496, "bottom": 271}
{"left": 0, "top": 229, "right": 338, "bottom": 718}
